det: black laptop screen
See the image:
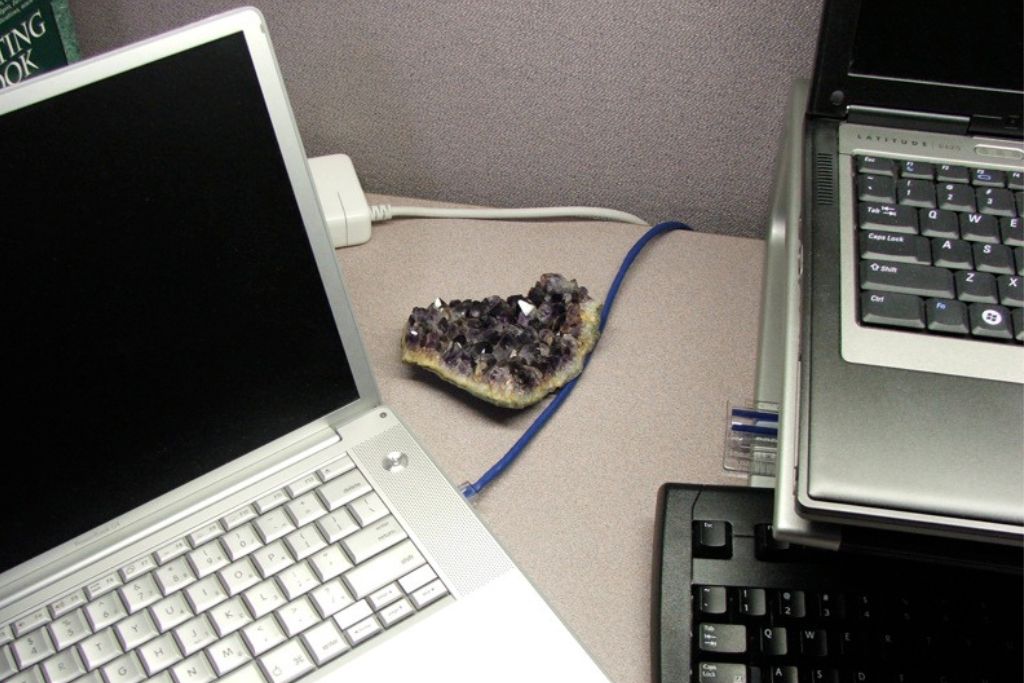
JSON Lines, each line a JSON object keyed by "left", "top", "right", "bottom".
{"left": 0, "top": 33, "right": 359, "bottom": 573}
{"left": 850, "top": 0, "right": 1023, "bottom": 93}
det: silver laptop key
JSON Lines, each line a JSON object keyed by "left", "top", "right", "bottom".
{"left": 315, "top": 509, "right": 359, "bottom": 544}
{"left": 276, "top": 562, "right": 319, "bottom": 602}
{"left": 260, "top": 638, "right": 315, "bottom": 683}
{"left": 316, "top": 455, "right": 355, "bottom": 483}
{"left": 309, "top": 545, "right": 352, "bottom": 583}
{"left": 283, "top": 526, "right": 327, "bottom": 561}
{"left": 332, "top": 600, "right": 372, "bottom": 631}
{"left": 48, "top": 591, "right": 87, "bottom": 619}
{"left": 13, "top": 609, "right": 50, "bottom": 637}
{"left": 241, "top": 615, "right": 286, "bottom": 656}
{"left": 215, "top": 661, "right": 266, "bottom": 683}
{"left": 85, "top": 592, "right": 128, "bottom": 631}
{"left": 184, "top": 575, "right": 228, "bottom": 614}
{"left": 344, "top": 615, "right": 382, "bottom": 646}
{"left": 41, "top": 646, "right": 86, "bottom": 683}
{"left": 285, "top": 474, "right": 320, "bottom": 499}
{"left": 221, "top": 523, "right": 263, "bottom": 562}
{"left": 243, "top": 579, "right": 287, "bottom": 620}
{"left": 188, "top": 540, "right": 230, "bottom": 579}
{"left": 285, "top": 493, "right": 326, "bottom": 528}
{"left": 343, "top": 539, "right": 426, "bottom": 599}
{"left": 175, "top": 614, "right": 217, "bottom": 657}
{"left": 275, "top": 596, "right": 320, "bottom": 638}
{"left": 220, "top": 557, "right": 261, "bottom": 597}
{"left": 378, "top": 598, "right": 415, "bottom": 628}
{"left": 317, "top": 470, "right": 372, "bottom": 511}
{"left": 50, "top": 609, "right": 91, "bottom": 650}
{"left": 301, "top": 620, "right": 349, "bottom": 666}
{"left": 206, "top": 632, "right": 252, "bottom": 676}
{"left": 309, "top": 579, "right": 354, "bottom": 619}
{"left": 137, "top": 632, "right": 181, "bottom": 676}
{"left": 252, "top": 541, "right": 294, "bottom": 578}
{"left": 348, "top": 492, "right": 388, "bottom": 527}
{"left": 101, "top": 651, "right": 146, "bottom": 683}
{"left": 254, "top": 509, "right": 296, "bottom": 544}
{"left": 151, "top": 593, "right": 193, "bottom": 633}
{"left": 169, "top": 652, "right": 216, "bottom": 683}
{"left": 154, "top": 558, "right": 197, "bottom": 596}
{"left": 77, "top": 627, "right": 122, "bottom": 670}
{"left": 114, "top": 611, "right": 158, "bottom": 651}
{"left": 410, "top": 579, "right": 449, "bottom": 609}
{"left": 122, "top": 573, "right": 162, "bottom": 613}
{"left": 342, "top": 516, "right": 407, "bottom": 565}
{"left": 221, "top": 505, "right": 258, "bottom": 531}
{"left": 208, "top": 597, "right": 253, "bottom": 638}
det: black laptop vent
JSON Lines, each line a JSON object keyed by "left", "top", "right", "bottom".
{"left": 814, "top": 152, "right": 836, "bottom": 206}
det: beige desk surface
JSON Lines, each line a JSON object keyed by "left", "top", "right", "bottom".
{"left": 337, "top": 195, "right": 765, "bottom": 683}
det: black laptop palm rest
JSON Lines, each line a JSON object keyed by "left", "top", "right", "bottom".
{"left": 652, "top": 484, "right": 1023, "bottom": 683}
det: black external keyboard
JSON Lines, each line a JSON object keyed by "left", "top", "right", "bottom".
{"left": 652, "top": 484, "right": 1023, "bottom": 682}
{"left": 854, "top": 154, "right": 1024, "bottom": 342}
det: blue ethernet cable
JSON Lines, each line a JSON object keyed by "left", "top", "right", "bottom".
{"left": 461, "top": 220, "right": 693, "bottom": 499}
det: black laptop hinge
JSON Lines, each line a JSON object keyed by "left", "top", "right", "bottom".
{"left": 968, "top": 113, "right": 1024, "bottom": 139}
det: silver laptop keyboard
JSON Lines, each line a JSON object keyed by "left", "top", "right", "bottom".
{"left": 855, "top": 155, "right": 1024, "bottom": 343}
{"left": 0, "top": 452, "right": 449, "bottom": 683}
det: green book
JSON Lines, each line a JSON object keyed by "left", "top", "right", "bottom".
{"left": 0, "top": 0, "right": 79, "bottom": 88}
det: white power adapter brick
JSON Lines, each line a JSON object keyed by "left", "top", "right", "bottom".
{"left": 308, "top": 153, "right": 372, "bottom": 247}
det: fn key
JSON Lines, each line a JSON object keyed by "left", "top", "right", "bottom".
{"left": 693, "top": 520, "right": 732, "bottom": 559}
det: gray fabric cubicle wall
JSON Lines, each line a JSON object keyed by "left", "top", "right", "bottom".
{"left": 68, "top": 0, "right": 823, "bottom": 239}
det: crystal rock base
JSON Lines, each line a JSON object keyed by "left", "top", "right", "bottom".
{"left": 401, "top": 274, "right": 601, "bottom": 408}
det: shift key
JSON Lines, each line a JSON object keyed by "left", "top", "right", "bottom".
{"left": 860, "top": 260, "right": 955, "bottom": 298}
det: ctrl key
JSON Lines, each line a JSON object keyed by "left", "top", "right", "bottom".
{"left": 698, "top": 661, "right": 754, "bottom": 682}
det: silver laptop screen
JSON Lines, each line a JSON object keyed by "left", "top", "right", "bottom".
{"left": 0, "top": 33, "right": 359, "bottom": 573}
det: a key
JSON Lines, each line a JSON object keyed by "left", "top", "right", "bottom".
{"left": 343, "top": 539, "right": 426, "bottom": 599}
{"left": 970, "top": 304, "right": 1014, "bottom": 340}
{"left": 974, "top": 243, "right": 1014, "bottom": 274}
{"left": 860, "top": 231, "right": 931, "bottom": 264}
{"left": 50, "top": 609, "right": 91, "bottom": 650}
{"left": 956, "top": 271, "right": 999, "bottom": 303}
{"left": 241, "top": 616, "right": 286, "bottom": 656}
{"left": 932, "top": 238, "right": 973, "bottom": 270}
{"left": 858, "top": 174, "right": 896, "bottom": 203}
{"left": 860, "top": 291, "right": 925, "bottom": 329}
{"left": 858, "top": 203, "right": 917, "bottom": 233}
{"left": 860, "top": 260, "right": 955, "bottom": 298}
{"left": 697, "top": 623, "right": 746, "bottom": 654}
{"left": 925, "top": 298, "right": 969, "bottom": 335}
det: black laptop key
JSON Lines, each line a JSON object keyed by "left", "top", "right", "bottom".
{"left": 969, "top": 304, "right": 1014, "bottom": 339}
{"left": 955, "top": 270, "right": 999, "bottom": 303}
{"left": 1010, "top": 171, "right": 1024, "bottom": 191}
{"left": 919, "top": 208, "right": 960, "bottom": 238}
{"left": 931, "top": 238, "right": 973, "bottom": 269}
{"left": 855, "top": 155, "right": 895, "bottom": 176}
{"left": 960, "top": 213, "right": 1001, "bottom": 243}
{"left": 859, "top": 231, "right": 930, "bottom": 264}
{"left": 925, "top": 298, "right": 969, "bottom": 334}
{"left": 857, "top": 174, "right": 896, "bottom": 203}
{"left": 997, "top": 274, "right": 1024, "bottom": 307}
{"left": 1001, "top": 217, "right": 1023, "bottom": 246}
{"left": 976, "top": 187, "right": 1016, "bottom": 217}
{"left": 860, "top": 291, "right": 925, "bottom": 329}
{"left": 936, "top": 163, "right": 971, "bottom": 183}
{"left": 899, "top": 159, "right": 934, "bottom": 180}
{"left": 859, "top": 260, "right": 955, "bottom": 298}
{"left": 857, "top": 203, "right": 917, "bottom": 233}
{"left": 973, "top": 243, "right": 1014, "bottom": 274}
{"left": 698, "top": 623, "right": 747, "bottom": 654}
{"left": 938, "top": 182, "right": 977, "bottom": 212}
{"left": 699, "top": 586, "right": 729, "bottom": 615}
{"left": 896, "top": 178, "right": 936, "bottom": 208}
{"left": 971, "top": 168, "right": 1006, "bottom": 187}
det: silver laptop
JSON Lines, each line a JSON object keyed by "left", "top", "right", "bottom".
{"left": 0, "top": 8, "right": 610, "bottom": 682}
{"left": 761, "top": 0, "right": 1023, "bottom": 550}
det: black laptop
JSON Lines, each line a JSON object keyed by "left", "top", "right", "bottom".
{"left": 773, "top": 0, "right": 1023, "bottom": 548}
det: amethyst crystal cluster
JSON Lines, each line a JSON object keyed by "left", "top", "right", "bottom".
{"left": 401, "top": 273, "right": 601, "bottom": 408}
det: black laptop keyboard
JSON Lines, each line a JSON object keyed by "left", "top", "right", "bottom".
{"left": 854, "top": 155, "right": 1023, "bottom": 343}
{"left": 653, "top": 484, "right": 1024, "bottom": 683}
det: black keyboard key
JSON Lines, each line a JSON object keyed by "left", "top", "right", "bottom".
{"left": 899, "top": 159, "right": 934, "bottom": 180}
{"left": 799, "top": 628, "right": 829, "bottom": 657}
{"left": 977, "top": 187, "right": 1017, "bottom": 216}
{"left": 858, "top": 203, "right": 917, "bottom": 233}
{"left": 698, "top": 662, "right": 751, "bottom": 683}
{"left": 738, "top": 588, "right": 767, "bottom": 618}
{"left": 859, "top": 231, "right": 930, "bottom": 264}
{"left": 767, "top": 665, "right": 799, "bottom": 683}
{"left": 919, "top": 208, "right": 960, "bottom": 238}
{"left": 856, "top": 155, "right": 895, "bottom": 176}
{"left": 960, "top": 213, "right": 1001, "bottom": 243}
{"left": 699, "top": 623, "right": 747, "bottom": 654}
{"left": 937, "top": 182, "right": 976, "bottom": 212}
{"left": 973, "top": 243, "right": 1014, "bottom": 274}
{"left": 1014, "top": 308, "right": 1024, "bottom": 341}
{"left": 699, "top": 586, "right": 729, "bottom": 615}
{"left": 1010, "top": 170, "right": 1024, "bottom": 191}
{"left": 997, "top": 274, "right": 1024, "bottom": 307}
{"left": 972, "top": 168, "right": 1006, "bottom": 187}
{"left": 931, "top": 238, "right": 972, "bottom": 269}
{"left": 896, "top": 178, "right": 936, "bottom": 208}
{"left": 693, "top": 520, "right": 732, "bottom": 558}
{"left": 969, "top": 303, "right": 1014, "bottom": 339}
{"left": 759, "top": 626, "right": 789, "bottom": 656}
{"left": 777, "top": 590, "right": 806, "bottom": 619}
{"left": 860, "top": 261, "right": 955, "bottom": 298}
{"left": 925, "top": 298, "right": 969, "bottom": 335}
{"left": 858, "top": 174, "right": 896, "bottom": 203}
{"left": 1016, "top": 246, "right": 1024, "bottom": 276}
{"left": 807, "top": 668, "right": 841, "bottom": 683}
{"left": 860, "top": 291, "right": 925, "bottom": 329}
{"left": 1001, "top": 217, "right": 1024, "bottom": 246}
{"left": 956, "top": 270, "right": 999, "bottom": 303}
{"left": 936, "top": 163, "right": 970, "bottom": 183}
{"left": 815, "top": 592, "right": 846, "bottom": 620}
